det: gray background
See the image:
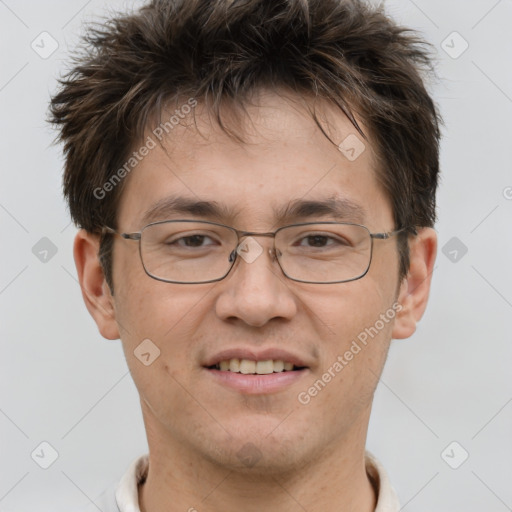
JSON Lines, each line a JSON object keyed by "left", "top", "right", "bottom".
{"left": 1, "top": 0, "right": 511, "bottom": 510}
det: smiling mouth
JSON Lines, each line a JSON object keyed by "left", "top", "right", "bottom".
{"left": 207, "top": 359, "right": 307, "bottom": 375}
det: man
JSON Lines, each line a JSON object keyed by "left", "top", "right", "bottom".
{"left": 49, "top": 0, "right": 440, "bottom": 510}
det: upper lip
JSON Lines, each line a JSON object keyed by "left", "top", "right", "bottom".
{"left": 203, "top": 348, "right": 310, "bottom": 368}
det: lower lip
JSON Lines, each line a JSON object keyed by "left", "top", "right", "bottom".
{"left": 205, "top": 368, "right": 308, "bottom": 394}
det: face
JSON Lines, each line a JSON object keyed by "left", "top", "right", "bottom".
{"left": 103, "top": 91, "right": 407, "bottom": 472}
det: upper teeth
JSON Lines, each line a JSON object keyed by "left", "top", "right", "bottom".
{"left": 216, "top": 359, "right": 295, "bottom": 374}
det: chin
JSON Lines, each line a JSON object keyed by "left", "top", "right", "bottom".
{"left": 198, "top": 426, "right": 311, "bottom": 475}
{"left": 211, "top": 446, "right": 307, "bottom": 475}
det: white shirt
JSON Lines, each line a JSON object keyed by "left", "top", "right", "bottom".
{"left": 83, "top": 451, "right": 400, "bottom": 511}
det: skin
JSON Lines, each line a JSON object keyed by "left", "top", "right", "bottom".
{"left": 74, "top": 90, "right": 437, "bottom": 512}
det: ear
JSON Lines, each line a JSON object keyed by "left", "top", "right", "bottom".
{"left": 73, "top": 230, "right": 120, "bottom": 340}
{"left": 392, "top": 227, "right": 437, "bottom": 340}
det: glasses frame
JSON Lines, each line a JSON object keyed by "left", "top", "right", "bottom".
{"left": 101, "top": 220, "right": 412, "bottom": 285}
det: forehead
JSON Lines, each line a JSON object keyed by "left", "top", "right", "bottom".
{"left": 116, "top": 90, "right": 393, "bottom": 230}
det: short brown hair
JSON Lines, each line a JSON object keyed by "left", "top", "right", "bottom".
{"left": 49, "top": 0, "right": 441, "bottom": 291}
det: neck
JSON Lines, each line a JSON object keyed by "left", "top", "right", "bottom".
{"left": 137, "top": 404, "right": 377, "bottom": 512}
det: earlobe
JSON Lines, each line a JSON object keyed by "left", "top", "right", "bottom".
{"left": 392, "top": 227, "right": 437, "bottom": 340}
{"left": 73, "top": 230, "right": 120, "bottom": 340}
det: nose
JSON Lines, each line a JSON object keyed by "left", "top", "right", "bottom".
{"left": 214, "top": 237, "right": 297, "bottom": 327}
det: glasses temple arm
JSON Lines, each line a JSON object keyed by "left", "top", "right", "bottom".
{"left": 101, "top": 226, "right": 141, "bottom": 240}
{"left": 371, "top": 226, "right": 417, "bottom": 239}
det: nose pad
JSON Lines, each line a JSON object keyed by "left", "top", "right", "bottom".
{"left": 269, "top": 247, "right": 281, "bottom": 262}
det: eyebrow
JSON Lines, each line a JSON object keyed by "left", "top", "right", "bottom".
{"left": 140, "top": 194, "right": 367, "bottom": 226}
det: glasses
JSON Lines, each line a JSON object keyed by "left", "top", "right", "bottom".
{"left": 101, "top": 220, "right": 409, "bottom": 284}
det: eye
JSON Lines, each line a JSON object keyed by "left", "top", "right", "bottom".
{"left": 296, "top": 234, "right": 349, "bottom": 248}
{"left": 165, "top": 233, "right": 218, "bottom": 248}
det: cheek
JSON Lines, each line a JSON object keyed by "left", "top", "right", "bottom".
{"left": 115, "top": 284, "right": 200, "bottom": 350}
{"left": 113, "top": 284, "right": 205, "bottom": 424}
{"left": 304, "top": 279, "right": 396, "bottom": 406}
{"left": 112, "top": 242, "right": 195, "bottom": 340}
{"left": 313, "top": 276, "right": 395, "bottom": 350}
{"left": 113, "top": 273, "right": 219, "bottom": 400}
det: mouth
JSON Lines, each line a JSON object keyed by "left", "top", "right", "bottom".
{"left": 206, "top": 358, "right": 307, "bottom": 375}
{"left": 203, "top": 351, "right": 310, "bottom": 394}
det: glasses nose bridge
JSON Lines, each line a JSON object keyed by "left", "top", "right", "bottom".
{"left": 233, "top": 229, "right": 280, "bottom": 260}
{"left": 237, "top": 229, "right": 276, "bottom": 239}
